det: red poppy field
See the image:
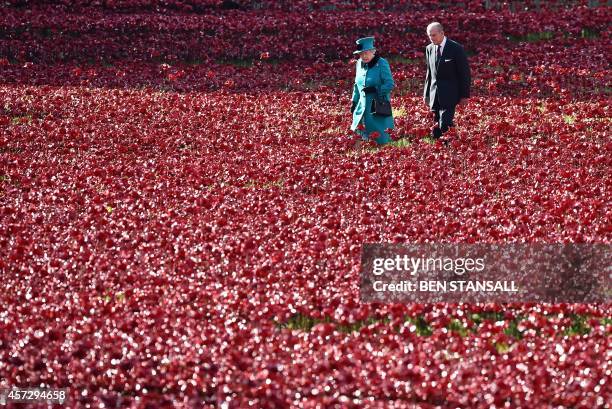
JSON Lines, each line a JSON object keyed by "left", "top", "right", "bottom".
{"left": 0, "top": 1, "right": 611, "bottom": 408}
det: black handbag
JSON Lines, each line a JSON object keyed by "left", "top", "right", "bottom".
{"left": 371, "top": 97, "right": 392, "bottom": 117}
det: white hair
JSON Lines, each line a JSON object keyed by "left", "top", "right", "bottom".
{"left": 427, "top": 22, "right": 444, "bottom": 33}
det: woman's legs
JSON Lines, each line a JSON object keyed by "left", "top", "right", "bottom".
{"left": 354, "top": 118, "right": 392, "bottom": 146}
{"left": 363, "top": 111, "right": 392, "bottom": 145}
{"left": 374, "top": 130, "right": 391, "bottom": 145}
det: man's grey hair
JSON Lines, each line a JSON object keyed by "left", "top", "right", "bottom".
{"left": 427, "top": 22, "right": 444, "bottom": 33}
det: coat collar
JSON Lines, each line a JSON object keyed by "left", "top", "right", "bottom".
{"left": 432, "top": 40, "right": 449, "bottom": 70}
{"left": 367, "top": 54, "right": 381, "bottom": 68}
{"left": 361, "top": 54, "right": 381, "bottom": 69}
{"left": 438, "top": 37, "right": 447, "bottom": 54}
{"left": 430, "top": 38, "right": 452, "bottom": 51}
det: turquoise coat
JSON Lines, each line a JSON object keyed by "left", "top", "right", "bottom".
{"left": 351, "top": 55, "right": 395, "bottom": 144}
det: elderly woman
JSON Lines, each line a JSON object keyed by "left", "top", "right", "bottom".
{"left": 350, "top": 37, "right": 395, "bottom": 146}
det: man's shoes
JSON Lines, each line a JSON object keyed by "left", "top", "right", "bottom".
{"left": 431, "top": 126, "right": 443, "bottom": 139}
{"left": 441, "top": 126, "right": 455, "bottom": 147}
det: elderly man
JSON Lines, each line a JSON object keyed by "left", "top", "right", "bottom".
{"left": 423, "top": 22, "right": 471, "bottom": 140}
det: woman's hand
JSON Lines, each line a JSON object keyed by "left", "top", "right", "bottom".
{"left": 351, "top": 101, "right": 357, "bottom": 113}
{"left": 362, "top": 86, "right": 377, "bottom": 94}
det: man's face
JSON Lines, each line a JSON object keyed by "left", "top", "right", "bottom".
{"left": 359, "top": 50, "right": 375, "bottom": 63}
{"left": 427, "top": 28, "right": 444, "bottom": 45}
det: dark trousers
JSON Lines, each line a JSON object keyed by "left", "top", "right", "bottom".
{"left": 431, "top": 96, "right": 456, "bottom": 138}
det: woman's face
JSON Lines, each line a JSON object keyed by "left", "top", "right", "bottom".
{"left": 359, "top": 49, "right": 375, "bottom": 63}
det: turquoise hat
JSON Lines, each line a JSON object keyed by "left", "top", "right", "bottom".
{"left": 353, "top": 37, "right": 376, "bottom": 54}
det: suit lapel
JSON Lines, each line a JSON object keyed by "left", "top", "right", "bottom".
{"left": 435, "top": 43, "right": 443, "bottom": 71}
{"left": 437, "top": 40, "right": 450, "bottom": 70}
{"left": 434, "top": 38, "right": 451, "bottom": 72}
{"left": 430, "top": 45, "right": 438, "bottom": 75}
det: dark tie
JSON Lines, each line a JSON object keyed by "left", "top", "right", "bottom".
{"left": 436, "top": 45, "right": 441, "bottom": 63}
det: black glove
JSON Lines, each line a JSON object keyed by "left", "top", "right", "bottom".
{"left": 350, "top": 101, "right": 357, "bottom": 114}
{"left": 362, "top": 86, "right": 377, "bottom": 94}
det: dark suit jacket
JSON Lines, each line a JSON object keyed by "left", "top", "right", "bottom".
{"left": 423, "top": 38, "right": 471, "bottom": 109}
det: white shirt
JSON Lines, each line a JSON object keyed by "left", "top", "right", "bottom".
{"left": 437, "top": 36, "right": 447, "bottom": 56}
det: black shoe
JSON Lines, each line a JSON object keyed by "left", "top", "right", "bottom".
{"left": 431, "top": 126, "right": 443, "bottom": 139}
